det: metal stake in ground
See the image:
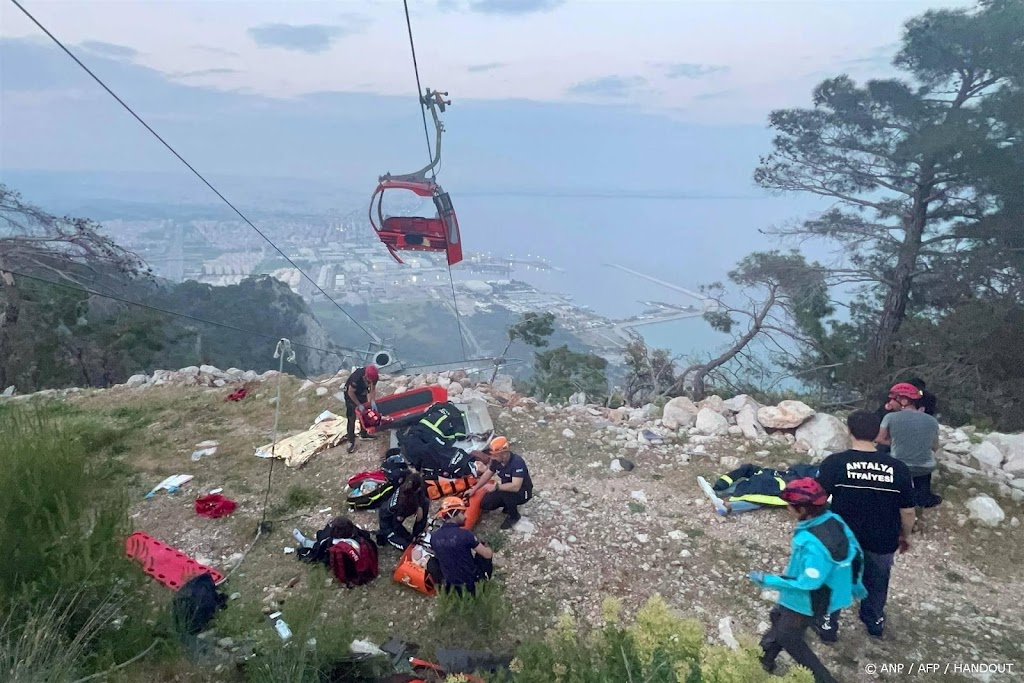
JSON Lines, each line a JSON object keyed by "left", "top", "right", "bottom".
{"left": 260, "top": 338, "right": 295, "bottom": 533}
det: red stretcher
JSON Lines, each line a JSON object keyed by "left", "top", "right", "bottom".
{"left": 359, "top": 385, "right": 449, "bottom": 434}
{"left": 125, "top": 531, "right": 224, "bottom": 589}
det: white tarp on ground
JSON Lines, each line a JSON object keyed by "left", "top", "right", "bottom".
{"left": 255, "top": 412, "right": 348, "bottom": 468}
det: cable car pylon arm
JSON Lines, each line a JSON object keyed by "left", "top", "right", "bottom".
{"left": 380, "top": 88, "right": 451, "bottom": 184}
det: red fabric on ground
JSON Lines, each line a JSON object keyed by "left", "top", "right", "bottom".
{"left": 194, "top": 493, "right": 238, "bottom": 518}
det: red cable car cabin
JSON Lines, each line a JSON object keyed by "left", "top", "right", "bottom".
{"left": 368, "top": 88, "right": 463, "bottom": 267}
{"left": 369, "top": 178, "right": 463, "bottom": 267}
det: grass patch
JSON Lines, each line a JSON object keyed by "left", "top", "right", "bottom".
{"left": 508, "top": 595, "right": 812, "bottom": 682}
{"left": 479, "top": 530, "right": 509, "bottom": 554}
{"left": 945, "top": 570, "right": 965, "bottom": 583}
{"left": 105, "top": 404, "right": 165, "bottom": 429}
{"left": 0, "top": 406, "right": 165, "bottom": 679}
{"left": 628, "top": 501, "right": 647, "bottom": 514}
{"left": 685, "top": 528, "right": 705, "bottom": 539}
{"left": 272, "top": 485, "right": 319, "bottom": 517}
{"left": 432, "top": 580, "right": 508, "bottom": 651}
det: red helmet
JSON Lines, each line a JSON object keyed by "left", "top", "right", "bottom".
{"left": 889, "top": 382, "right": 922, "bottom": 400}
{"left": 364, "top": 365, "right": 379, "bottom": 382}
{"left": 780, "top": 477, "right": 829, "bottom": 506}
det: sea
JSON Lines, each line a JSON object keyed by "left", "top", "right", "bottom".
{"left": 451, "top": 192, "right": 826, "bottom": 362}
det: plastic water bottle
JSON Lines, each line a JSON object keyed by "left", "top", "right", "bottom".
{"left": 274, "top": 618, "right": 292, "bottom": 641}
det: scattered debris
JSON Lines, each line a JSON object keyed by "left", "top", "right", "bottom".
{"left": 146, "top": 474, "right": 193, "bottom": 497}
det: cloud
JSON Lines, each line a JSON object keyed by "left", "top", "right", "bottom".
{"left": 694, "top": 89, "right": 738, "bottom": 101}
{"left": 467, "top": 62, "right": 507, "bottom": 73}
{"left": 566, "top": 75, "right": 646, "bottom": 99}
{"left": 191, "top": 44, "right": 240, "bottom": 58}
{"left": 78, "top": 41, "right": 138, "bottom": 60}
{"left": 247, "top": 20, "right": 366, "bottom": 54}
{"left": 170, "top": 68, "right": 241, "bottom": 78}
{"left": 662, "top": 63, "right": 729, "bottom": 79}
{"left": 466, "top": 0, "right": 565, "bottom": 14}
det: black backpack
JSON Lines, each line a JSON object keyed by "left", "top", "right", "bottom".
{"left": 172, "top": 572, "right": 227, "bottom": 635}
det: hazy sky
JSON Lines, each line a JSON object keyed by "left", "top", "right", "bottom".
{"left": 2, "top": 0, "right": 972, "bottom": 126}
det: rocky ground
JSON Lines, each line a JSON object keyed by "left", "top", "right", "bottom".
{"left": 4, "top": 366, "right": 1023, "bottom": 682}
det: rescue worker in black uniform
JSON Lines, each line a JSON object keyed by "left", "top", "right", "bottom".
{"left": 400, "top": 402, "right": 473, "bottom": 479}
{"left": 344, "top": 364, "right": 379, "bottom": 453}
{"left": 376, "top": 456, "right": 429, "bottom": 551}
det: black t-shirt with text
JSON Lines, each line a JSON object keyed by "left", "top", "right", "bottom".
{"left": 489, "top": 452, "right": 533, "bottom": 495}
{"left": 817, "top": 448, "right": 915, "bottom": 554}
{"left": 344, "top": 367, "right": 371, "bottom": 400}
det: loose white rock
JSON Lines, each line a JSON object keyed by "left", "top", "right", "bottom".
{"left": 695, "top": 408, "right": 729, "bottom": 436}
{"left": 965, "top": 495, "right": 1005, "bottom": 527}
{"left": 758, "top": 400, "right": 815, "bottom": 429}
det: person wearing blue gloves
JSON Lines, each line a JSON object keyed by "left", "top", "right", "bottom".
{"left": 344, "top": 364, "right": 380, "bottom": 453}
{"left": 747, "top": 478, "right": 866, "bottom": 683}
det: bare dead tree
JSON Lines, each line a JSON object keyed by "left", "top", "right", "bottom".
{"left": 656, "top": 251, "right": 832, "bottom": 401}
{"left": 0, "top": 185, "right": 148, "bottom": 387}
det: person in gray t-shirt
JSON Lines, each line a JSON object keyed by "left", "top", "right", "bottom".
{"left": 878, "top": 383, "right": 942, "bottom": 509}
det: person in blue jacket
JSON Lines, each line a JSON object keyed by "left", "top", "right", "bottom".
{"left": 747, "top": 478, "right": 867, "bottom": 683}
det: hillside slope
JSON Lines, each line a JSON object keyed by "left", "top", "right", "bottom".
{"left": 4, "top": 368, "right": 1023, "bottom": 682}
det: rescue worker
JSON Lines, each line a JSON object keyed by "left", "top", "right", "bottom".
{"left": 748, "top": 478, "right": 866, "bottom": 683}
{"left": 429, "top": 496, "right": 494, "bottom": 596}
{"left": 401, "top": 401, "right": 468, "bottom": 474}
{"left": 377, "top": 468, "right": 429, "bottom": 551}
{"left": 344, "top": 364, "right": 379, "bottom": 453}
{"left": 878, "top": 382, "right": 942, "bottom": 509}
{"left": 464, "top": 436, "right": 533, "bottom": 529}
{"left": 816, "top": 410, "right": 916, "bottom": 641}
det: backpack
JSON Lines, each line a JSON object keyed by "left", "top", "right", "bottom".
{"left": 328, "top": 535, "right": 379, "bottom": 587}
{"left": 392, "top": 537, "right": 438, "bottom": 596}
{"left": 346, "top": 476, "right": 395, "bottom": 511}
{"left": 171, "top": 572, "right": 227, "bottom": 635}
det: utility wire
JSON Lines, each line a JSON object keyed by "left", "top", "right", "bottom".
{"left": 9, "top": 0, "right": 378, "bottom": 343}
{"left": 403, "top": 0, "right": 435, "bottom": 178}
{"left": 7, "top": 269, "right": 342, "bottom": 357}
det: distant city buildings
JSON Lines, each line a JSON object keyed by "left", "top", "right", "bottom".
{"left": 98, "top": 211, "right": 689, "bottom": 358}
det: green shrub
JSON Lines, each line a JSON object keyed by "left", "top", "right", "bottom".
{"left": 433, "top": 580, "right": 508, "bottom": 650}
{"left": 505, "top": 596, "right": 814, "bottom": 683}
{"left": 0, "top": 407, "right": 160, "bottom": 677}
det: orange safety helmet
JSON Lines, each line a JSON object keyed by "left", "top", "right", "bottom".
{"left": 436, "top": 496, "right": 468, "bottom": 519}
{"left": 488, "top": 435, "right": 510, "bottom": 452}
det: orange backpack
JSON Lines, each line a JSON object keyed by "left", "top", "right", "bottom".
{"left": 392, "top": 541, "right": 437, "bottom": 596}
